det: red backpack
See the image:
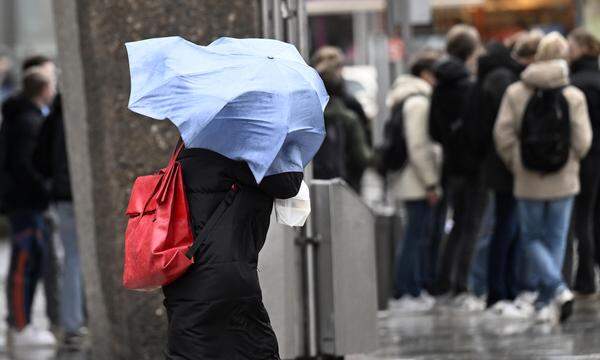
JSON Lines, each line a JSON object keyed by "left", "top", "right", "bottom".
{"left": 123, "top": 143, "right": 240, "bottom": 291}
{"left": 122, "top": 143, "right": 194, "bottom": 290}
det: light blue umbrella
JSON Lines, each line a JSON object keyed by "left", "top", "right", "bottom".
{"left": 125, "top": 36, "right": 328, "bottom": 182}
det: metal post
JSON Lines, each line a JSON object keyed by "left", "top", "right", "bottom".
{"left": 273, "top": 0, "right": 285, "bottom": 40}
{"left": 285, "top": 0, "right": 298, "bottom": 46}
{"left": 297, "top": 0, "right": 309, "bottom": 59}
{"left": 400, "top": 0, "right": 413, "bottom": 60}
{"left": 262, "top": 0, "right": 273, "bottom": 39}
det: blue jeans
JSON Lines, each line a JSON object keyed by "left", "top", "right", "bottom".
{"left": 54, "top": 202, "right": 85, "bottom": 333}
{"left": 517, "top": 197, "right": 574, "bottom": 306}
{"left": 395, "top": 200, "right": 433, "bottom": 298}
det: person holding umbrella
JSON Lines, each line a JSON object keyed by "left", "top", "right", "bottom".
{"left": 125, "top": 37, "right": 327, "bottom": 359}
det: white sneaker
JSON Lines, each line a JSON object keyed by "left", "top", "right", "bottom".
{"left": 487, "top": 300, "right": 534, "bottom": 319}
{"left": 453, "top": 293, "right": 485, "bottom": 312}
{"left": 390, "top": 295, "right": 434, "bottom": 313}
{"left": 419, "top": 292, "right": 436, "bottom": 308}
{"left": 514, "top": 291, "right": 538, "bottom": 306}
{"left": 535, "top": 305, "right": 559, "bottom": 324}
{"left": 7, "top": 325, "right": 57, "bottom": 349}
{"left": 554, "top": 288, "right": 575, "bottom": 323}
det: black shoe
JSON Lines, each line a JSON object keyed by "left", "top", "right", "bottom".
{"left": 555, "top": 289, "right": 575, "bottom": 323}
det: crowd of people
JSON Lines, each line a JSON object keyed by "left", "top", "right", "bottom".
{"left": 313, "top": 25, "right": 600, "bottom": 324}
{"left": 0, "top": 56, "right": 87, "bottom": 350}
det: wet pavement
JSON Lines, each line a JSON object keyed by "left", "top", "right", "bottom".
{"left": 0, "top": 239, "right": 599, "bottom": 359}
{"left": 350, "top": 299, "right": 600, "bottom": 360}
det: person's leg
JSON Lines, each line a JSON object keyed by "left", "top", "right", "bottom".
{"left": 517, "top": 199, "right": 561, "bottom": 306}
{"left": 501, "top": 194, "right": 521, "bottom": 300}
{"left": 41, "top": 213, "right": 61, "bottom": 329}
{"left": 436, "top": 177, "right": 464, "bottom": 294}
{"left": 454, "top": 175, "right": 488, "bottom": 295}
{"left": 426, "top": 192, "right": 448, "bottom": 295}
{"left": 573, "top": 156, "right": 600, "bottom": 294}
{"left": 487, "top": 192, "right": 518, "bottom": 306}
{"left": 544, "top": 197, "right": 574, "bottom": 284}
{"left": 395, "top": 201, "right": 428, "bottom": 297}
{"left": 56, "top": 202, "right": 85, "bottom": 334}
{"left": 6, "top": 212, "right": 44, "bottom": 330}
{"left": 470, "top": 193, "right": 494, "bottom": 298}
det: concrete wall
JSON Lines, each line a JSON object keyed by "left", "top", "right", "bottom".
{"left": 52, "top": 1, "right": 261, "bottom": 358}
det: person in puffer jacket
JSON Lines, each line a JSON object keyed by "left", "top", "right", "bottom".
{"left": 494, "top": 32, "right": 592, "bottom": 324}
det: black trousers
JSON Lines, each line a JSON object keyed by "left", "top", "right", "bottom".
{"left": 572, "top": 153, "right": 600, "bottom": 294}
{"left": 487, "top": 192, "right": 520, "bottom": 307}
{"left": 436, "top": 174, "right": 488, "bottom": 295}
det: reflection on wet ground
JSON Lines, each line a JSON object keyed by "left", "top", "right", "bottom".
{"left": 2, "top": 299, "right": 600, "bottom": 359}
{"left": 0, "top": 231, "right": 599, "bottom": 360}
{"left": 351, "top": 298, "right": 600, "bottom": 360}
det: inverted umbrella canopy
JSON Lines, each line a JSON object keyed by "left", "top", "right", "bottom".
{"left": 125, "top": 36, "right": 328, "bottom": 182}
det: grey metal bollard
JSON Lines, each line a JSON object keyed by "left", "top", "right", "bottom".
{"left": 311, "top": 179, "right": 379, "bottom": 357}
{"left": 374, "top": 207, "right": 398, "bottom": 310}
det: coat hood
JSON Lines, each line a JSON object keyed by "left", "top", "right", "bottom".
{"left": 434, "top": 56, "right": 470, "bottom": 85}
{"left": 478, "top": 42, "right": 524, "bottom": 80}
{"left": 521, "top": 60, "right": 569, "bottom": 89}
{"left": 386, "top": 74, "right": 431, "bottom": 108}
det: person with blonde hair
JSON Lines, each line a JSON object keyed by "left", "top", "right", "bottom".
{"left": 494, "top": 32, "right": 592, "bottom": 323}
{"left": 567, "top": 28, "right": 600, "bottom": 296}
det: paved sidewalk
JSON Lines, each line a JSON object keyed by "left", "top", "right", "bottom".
{"left": 351, "top": 299, "right": 600, "bottom": 360}
{"left": 0, "top": 237, "right": 600, "bottom": 359}
{"left": 0, "top": 241, "right": 87, "bottom": 360}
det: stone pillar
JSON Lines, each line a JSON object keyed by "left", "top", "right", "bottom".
{"left": 51, "top": 1, "right": 261, "bottom": 359}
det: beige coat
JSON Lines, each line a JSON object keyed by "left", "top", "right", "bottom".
{"left": 387, "top": 75, "right": 442, "bottom": 200}
{"left": 494, "top": 60, "right": 592, "bottom": 200}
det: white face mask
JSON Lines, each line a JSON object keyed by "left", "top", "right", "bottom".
{"left": 274, "top": 180, "right": 311, "bottom": 227}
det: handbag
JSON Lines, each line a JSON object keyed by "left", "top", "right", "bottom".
{"left": 122, "top": 142, "right": 239, "bottom": 291}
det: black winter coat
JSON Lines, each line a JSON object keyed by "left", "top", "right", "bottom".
{"left": 0, "top": 94, "right": 49, "bottom": 212}
{"left": 35, "top": 95, "right": 73, "bottom": 201}
{"left": 163, "top": 148, "right": 302, "bottom": 360}
{"left": 472, "top": 42, "right": 525, "bottom": 192}
{"left": 428, "top": 56, "right": 475, "bottom": 179}
{"left": 571, "top": 55, "right": 600, "bottom": 156}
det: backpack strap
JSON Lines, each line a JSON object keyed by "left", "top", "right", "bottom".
{"left": 185, "top": 183, "right": 240, "bottom": 259}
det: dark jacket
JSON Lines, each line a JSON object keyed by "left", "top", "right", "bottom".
{"left": 571, "top": 55, "right": 600, "bottom": 156}
{"left": 342, "top": 92, "right": 372, "bottom": 146}
{"left": 313, "top": 97, "right": 371, "bottom": 192}
{"left": 35, "top": 95, "right": 72, "bottom": 201}
{"left": 428, "top": 56, "right": 475, "bottom": 179}
{"left": 1, "top": 94, "right": 49, "bottom": 212}
{"left": 474, "top": 42, "right": 525, "bottom": 192}
{"left": 163, "top": 148, "right": 302, "bottom": 360}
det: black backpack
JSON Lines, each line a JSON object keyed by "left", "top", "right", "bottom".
{"left": 520, "top": 87, "right": 571, "bottom": 173}
{"left": 379, "top": 96, "right": 419, "bottom": 173}
{"left": 313, "top": 119, "right": 347, "bottom": 180}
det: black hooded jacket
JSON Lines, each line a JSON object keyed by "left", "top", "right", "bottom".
{"left": 0, "top": 94, "right": 49, "bottom": 212}
{"left": 163, "top": 148, "right": 302, "bottom": 359}
{"left": 428, "top": 56, "right": 475, "bottom": 178}
{"left": 35, "top": 95, "right": 73, "bottom": 201}
{"left": 470, "top": 42, "right": 525, "bottom": 192}
{"left": 571, "top": 55, "right": 600, "bottom": 155}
